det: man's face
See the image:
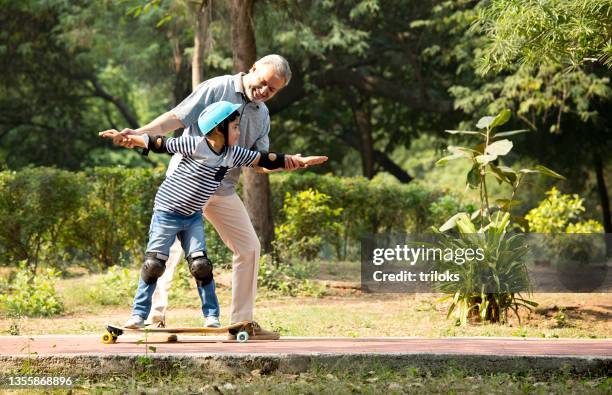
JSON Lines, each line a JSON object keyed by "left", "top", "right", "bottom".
{"left": 244, "top": 64, "right": 285, "bottom": 103}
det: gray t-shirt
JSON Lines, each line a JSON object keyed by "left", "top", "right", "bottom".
{"left": 168, "top": 73, "right": 270, "bottom": 196}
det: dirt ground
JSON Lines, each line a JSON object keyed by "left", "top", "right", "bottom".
{"left": 1, "top": 262, "right": 610, "bottom": 338}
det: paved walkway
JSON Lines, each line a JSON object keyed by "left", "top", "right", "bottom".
{"left": 1, "top": 335, "right": 610, "bottom": 357}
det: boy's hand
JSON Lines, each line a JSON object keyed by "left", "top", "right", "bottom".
{"left": 296, "top": 155, "right": 328, "bottom": 168}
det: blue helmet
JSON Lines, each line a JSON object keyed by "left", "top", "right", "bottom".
{"left": 197, "top": 101, "right": 242, "bottom": 135}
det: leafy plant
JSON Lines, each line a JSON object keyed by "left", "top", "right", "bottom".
{"left": 204, "top": 221, "right": 233, "bottom": 269}
{"left": 0, "top": 168, "right": 84, "bottom": 273}
{"left": 0, "top": 262, "right": 64, "bottom": 317}
{"left": 258, "top": 255, "right": 325, "bottom": 297}
{"left": 526, "top": 187, "right": 604, "bottom": 271}
{"left": 86, "top": 266, "right": 138, "bottom": 306}
{"left": 63, "top": 167, "right": 163, "bottom": 271}
{"left": 526, "top": 187, "right": 604, "bottom": 233}
{"left": 434, "top": 212, "right": 536, "bottom": 324}
{"left": 437, "top": 109, "right": 565, "bottom": 231}
{"left": 274, "top": 189, "right": 343, "bottom": 261}
{"left": 435, "top": 109, "right": 564, "bottom": 324}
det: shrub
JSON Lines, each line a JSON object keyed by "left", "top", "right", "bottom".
{"left": 62, "top": 167, "right": 164, "bottom": 271}
{"left": 0, "top": 167, "right": 454, "bottom": 271}
{"left": 526, "top": 188, "right": 605, "bottom": 271}
{"left": 0, "top": 168, "right": 84, "bottom": 272}
{"left": 258, "top": 255, "right": 325, "bottom": 297}
{"left": 274, "top": 189, "right": 342, "bottom": 261}
{"left": 0, "top": 262, "right": 64, "bottom": 317}
{"left": 204, "top": 221, "right": 233, "bottom": 268}
{"left": 270, "top": 173, "right": 461, "bottom": 260}
{"left": 86, "top": 266, "right": 138, "bottom": 306}
{"left": 526, "top": 187, "right": 604, "bottom": 233}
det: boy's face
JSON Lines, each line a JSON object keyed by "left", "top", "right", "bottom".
{"left": 227, "top": 117, "right": 241, "bottom": 146}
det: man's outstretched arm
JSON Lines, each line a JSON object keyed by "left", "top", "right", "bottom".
{"left": 99, "top": 112, "right": 185, "bottom": 148}
{"left": 99, "top": 130, "right": 148, "bottom": 148}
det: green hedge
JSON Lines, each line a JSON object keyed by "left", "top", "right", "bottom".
{"left": 0, "top": 167, "right": 468, "bottom": 270}
{"left": 269, "top": 173, "right": 469, "bottom": 260}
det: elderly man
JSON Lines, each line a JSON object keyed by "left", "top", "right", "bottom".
{"left": 112, "top": 54, "right": 297, "bottom": 340}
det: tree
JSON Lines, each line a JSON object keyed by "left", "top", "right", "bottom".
{"left": 412, "top": 1, "right": 611, "bottom": 234}
{"left": 231, "top": 0, "right": 275, "bottom": 252}
{"left": 470, "top": 0, "right": 612, "bottom": 234}
{"left": 0, "top": 1, "right": 102, "bottom": 169}
{"left": 257, "top": 0, "right": 461, "bottom": 181}
{"left": 474, "top": 0, "right": 612, "bottom": 73}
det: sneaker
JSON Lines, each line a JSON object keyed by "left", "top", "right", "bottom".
{"left": 123, "top": 315, "right": 145, "bottom": 329}
{"left": 145, "top": 316, "right": 166, "bottom": 328}
{"left": 227, "top": 321, "right": 280, "bottom": 340}
{"left": 204, "top": 316, "right": 221, "bottom": 328}
{"left": 146, "top": 320, "right": 166, "bottom": 328}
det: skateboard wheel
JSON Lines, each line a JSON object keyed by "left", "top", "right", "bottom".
{"left": 167, "top": 334, "right": 178, "bottom": 342}
{"left": 236, "top": 331, "right": 249, "bottom": 343}
{"left": 101, "top": 332, "right": 116, "bottom": 344}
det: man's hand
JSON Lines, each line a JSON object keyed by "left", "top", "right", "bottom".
{"left": 99, "top": 130, "right": 146, "bottom": 149}
{"left": 284, "top": 154, "right": 303, "bottom": 171}
{"left": 117, "top": 128, "right": 139, "bottom": 148}
{"left": 98, "top": 128, "right": 134, "bottom": 148}
{"left": 295, "top": 155, "right": 328, "bottom": 168}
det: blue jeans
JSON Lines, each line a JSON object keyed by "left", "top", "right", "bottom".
{"left": 132, "top": 209, "right": 220, "bottom": 319}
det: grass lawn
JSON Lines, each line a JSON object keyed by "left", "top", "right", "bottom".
{"left": 11, "top": 367, "right": 612, "bottom": 394}
{"left": 1, "top": 261, "right": 610, "bottom": 339}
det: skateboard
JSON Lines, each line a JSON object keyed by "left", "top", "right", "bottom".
{"left": 101, "top": 320, "right": 251, "bottom": 344}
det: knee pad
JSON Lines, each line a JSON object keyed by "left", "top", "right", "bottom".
{"left": 196, "top": 272, "right": 214, "bottom": 287}
{"left": 141, "top": 252, "right": 167, "bottom": 284}
{"left": 187, "top": 251, "right": 213, "bottom": 284}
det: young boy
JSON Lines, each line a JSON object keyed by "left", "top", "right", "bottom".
{"left": 100, "top": 101, "right": 327, "bottom": 329}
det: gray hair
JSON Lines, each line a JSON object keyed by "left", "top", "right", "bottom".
{"left": 255, "top": 54, "right": 292, "bottom": 86}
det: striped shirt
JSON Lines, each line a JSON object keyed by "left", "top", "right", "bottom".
{"left": 153, "top": 136, "right": 259, "bottom": 216}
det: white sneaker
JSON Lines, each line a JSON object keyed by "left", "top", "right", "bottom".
{"left": 145, "top": 316, "right": 166, "bottom": 328}
{"left": 204, "top": 316, "right": 221, "bottom": 328}
{"left": 123, "top": 315, "right": 145, "bottom": 329}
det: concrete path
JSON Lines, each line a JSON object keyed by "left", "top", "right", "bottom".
{"left": 1, "top": 335, "right": 610, "bottom": 357}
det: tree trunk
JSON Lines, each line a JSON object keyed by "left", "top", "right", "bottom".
{"left": 190, "top": 0, "right": 211, "bottom": 90}
{"left": 170, "top": 38, "right": 192, "bottom": 107}
{"left": 347, "top": 91, "right": 375, "bottom": 178}
{"left": 230, "top": 0, "right": 274, "bottom": 252}
{"left": 372, "top": 149, "right": 413, "bottom": 183}
{"left": 168, "top": 27, "right": 191, "bottom": 137}
{"left": 230, "top": 0, "right": 256, "bottom": 72}
{"left": 338, "top": 127, "right": 413, "bottom": 183}
{"left": 594, "top": 153, "right": 612, "bottom": 256}
{"left": 88, "top": 75, "right": 139, "bottom": 128}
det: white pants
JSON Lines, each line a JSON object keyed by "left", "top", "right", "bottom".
{"left": 147, "top": 193, "right": 260, "bottom": 324}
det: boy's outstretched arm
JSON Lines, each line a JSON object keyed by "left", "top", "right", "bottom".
{"left": 98, "top": 112, "right": 184, "bottom": 148}
{"left": 100, "top": 131, "right": 201, "bottom": 157}
{"left": 252, "top": 152, "right": 328, "bottom": 170}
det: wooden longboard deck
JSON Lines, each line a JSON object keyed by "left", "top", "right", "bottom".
{"left": 105, "top": 320, "right": 249, "bottom": 335}
{"left": 102, "top": 321, "right": 251, "bottom": 344}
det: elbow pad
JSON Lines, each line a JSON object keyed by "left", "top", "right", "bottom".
{"left": 258, "top": 152, "right": 286, "bottom": 170}
{"left": 141, "top": 135, "right": 169, "bottom": 156}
